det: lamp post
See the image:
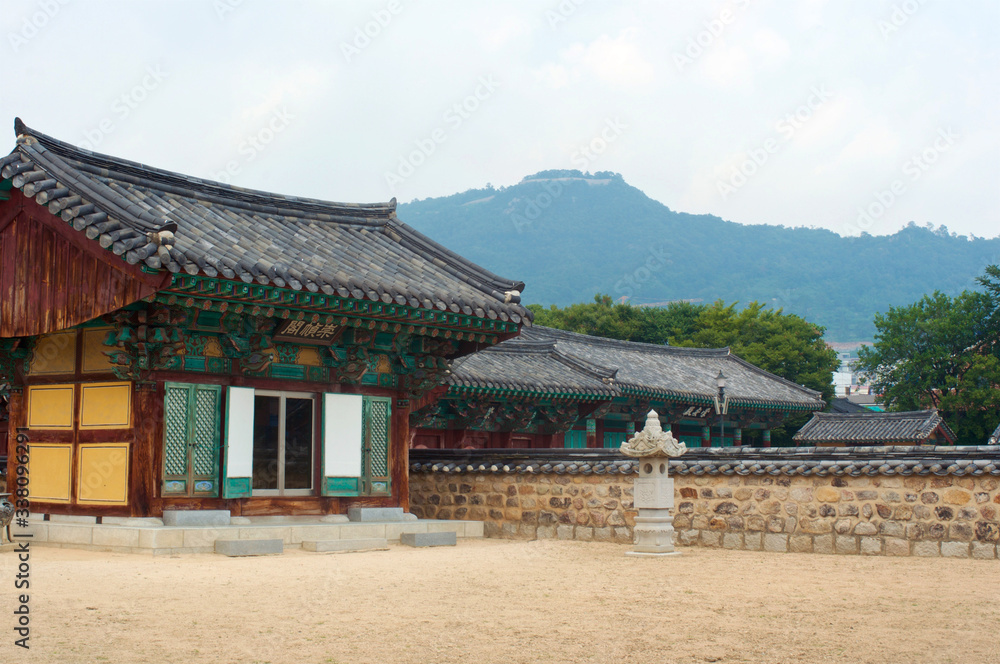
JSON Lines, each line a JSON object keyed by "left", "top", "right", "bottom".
{"left": 713, "top": 370, "right": 729, "bottom": 447}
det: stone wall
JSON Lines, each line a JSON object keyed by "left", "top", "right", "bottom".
{"left": 410, "top": 472, "right": 636, "bottom": 543}
{"left": 409, "top": 447, "right": 1000, "bottom": 559}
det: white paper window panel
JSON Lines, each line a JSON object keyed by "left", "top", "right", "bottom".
{"left": 323, "top": 393, "right": 363, "bottom": 478}
{"left": 225, "top": 386, "right": 256, "bottom": 478}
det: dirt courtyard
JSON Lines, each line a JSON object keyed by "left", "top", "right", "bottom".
{"left": 0, "top": 539, "right": 996, "bottom": 664}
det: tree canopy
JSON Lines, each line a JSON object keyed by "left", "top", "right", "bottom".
{"left": 856, "top": 265, "right": 1000, "bottom": 444}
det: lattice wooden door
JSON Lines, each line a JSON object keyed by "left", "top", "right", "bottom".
{"left": 361, "top": 396, "right": 391, "bottom": 495}
{"left": 162, "top": 382, "right": 221, "bottom": 497}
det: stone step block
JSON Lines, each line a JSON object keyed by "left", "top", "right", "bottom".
{"left": 400, "top": 531, "right": 457, "bottom": 548}
{"left": 100, "top": 517, "right": 164, "bottom": 527}
{"left": 163, "top": 510, "right": 231, "bottom": 527}
{"left": 301, "top": 538, "right": 388, "bottom": 553}
{"left": 215, "top": 539, "right": 283, "bottom": 557}
{"left": 48, "top": 514, "right": 97, "bottom": 524}
{"left": 347, "top": 507, "right": 405, "bottom": 522}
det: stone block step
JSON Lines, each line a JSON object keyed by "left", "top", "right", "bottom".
{"left": 400, "top": 531, "right": 457, "bottom": 548}
{"left": 347, "top": 507, "right": 406, "bottom": 522}
{"left": 301, "top": 538, "right": 388, "bottom": 553}
{"left": 163, "top": 510, "right": 231, "bottom": 527}
{"left": 215, "top": 539, "right": 283, "bottom": 557}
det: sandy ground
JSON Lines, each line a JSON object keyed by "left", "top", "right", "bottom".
{"left": 0, "top": 540, "right": 997, "bottom": 664}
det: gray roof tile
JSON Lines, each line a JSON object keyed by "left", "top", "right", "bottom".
{"left": 449, "top": 336, "right": 618, "bottom": 398}
{"left": 794, "top": 409, "right": 957, "bottom": 444}
{"left": 511, "top": 326, "right": 824, "bottom": 409}
{"left": 2, "top": 119, "right": 529, "bottom": 323}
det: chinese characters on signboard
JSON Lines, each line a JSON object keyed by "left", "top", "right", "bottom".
{"left": 273, "top": 319, "right": 342, "bottom": 345}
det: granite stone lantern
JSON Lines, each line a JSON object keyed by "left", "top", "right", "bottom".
{"left": 620, "top": 410, "right": 687, "bottom": 557}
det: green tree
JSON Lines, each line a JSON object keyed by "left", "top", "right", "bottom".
{"left": 856, "top": 266, "right": 1000, "bottom": 444}
{"left": 528, "top": 295, "right": 704, "bottom": 344}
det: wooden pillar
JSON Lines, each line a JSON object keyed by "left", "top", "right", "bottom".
{"left": 595, "top": 418, "right": 605, "bottom": 449}
{"left": 734, "top": 428, "right": 743, "bottom": 447}
{"left": 549, "top": 432, "right": 564, "bottom": 448}
{"left": 494, "top": 431, "right": 513, "bottom": 449}
{"left": 585, "top": 418, "right": 597, "bottom": 448}
{"left": 130, "top": 382, "right": 160, "bottom": 517}
{"left": 392, "top": 397, "right": 411, "bottom": 511}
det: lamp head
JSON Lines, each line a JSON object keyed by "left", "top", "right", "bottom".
{"left": 716, "top": 370, "right": 726, "bottom": 390}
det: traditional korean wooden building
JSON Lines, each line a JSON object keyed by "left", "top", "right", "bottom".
{"left": 0, "top": 119, "right": 529, "bottom": 517}
{"left": 411, "top": 325, "right": 825, "bottom": 449}
{"left": 793, "top": 409, "right": 957, "bottom": 447}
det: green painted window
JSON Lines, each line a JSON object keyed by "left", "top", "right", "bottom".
{"left": 679, "top": 435, "right": 702, "bottom": 449}
{"left": 603, "top": 431, "right": 629, "bottom": 449}
{"left": 564, "top": 430, "right": 587, "bottom": 448}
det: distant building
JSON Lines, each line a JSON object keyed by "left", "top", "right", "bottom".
{"left": 829, "top": 398, "right": 869, "bottom": 414}
{"left": 793, "top": 409, "right": 957, "bottom": 446}
{"left": 828, "top": 342, "right": 873, "bottom": 397}
{"left": 989, "top": 423, "right": 1000, "bottom": 445}
{"left": 411, "top": 326, "right": 825, "bottom": 449}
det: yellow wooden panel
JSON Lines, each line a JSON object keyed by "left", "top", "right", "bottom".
{"left": 81, "top": 327, "right": 114, "bottom": 373}
{"left": 26, "top": 384, "right": 75, "bottom": 429}
{"left": 80, "top": 382, "right": 132, "bottom": 429}
{"left": 298, "top": 346, "right": 322, "bottom": 367}
{"left": 28, "top": 331, "right": 77, "bottom": 375}
{"left": 27, "top": 443, "right": 73, "bottom": 503}
{"left": 77, "top": 443, "right": 130, "bottom": 505}
{"left": 203, "top": 337, "right": 224, "bottom": 358}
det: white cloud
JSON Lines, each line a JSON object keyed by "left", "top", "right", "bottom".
{"left": 536, "top": 27, "right": 655, "bottom": 90}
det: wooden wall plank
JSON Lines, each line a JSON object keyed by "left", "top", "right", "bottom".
{"left": 129, "top": 383, "right": 159, "bottom": 516}
{"left": 0, "top": 190, "right": 170, "bottom": 338}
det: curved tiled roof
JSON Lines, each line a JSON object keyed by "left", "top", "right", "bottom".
{"left": 516, "top": 326, "right": 824, "bottom": 410}
{"left": 830, "top": 398, "right": 870, "bottom": 414}
{"left": 410, "top": 446, "right": 1000, "bottom": 477}
{"left": 448, "top": 337, "right": 619, "bottom": 398}
{"left": 0, "top": 119, "right": 529, "bottom": 323}
{"left": 793, "top": 409, "right": 957, "bottom": 444}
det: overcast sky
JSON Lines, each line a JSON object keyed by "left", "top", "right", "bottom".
{"left": 3, "top": 1, "right": 997, "bottom": 238}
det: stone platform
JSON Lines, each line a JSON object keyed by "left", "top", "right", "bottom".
{"left": 22, "top": 514, "right": 481, "bottom": 555}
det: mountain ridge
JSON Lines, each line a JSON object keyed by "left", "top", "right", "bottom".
{"left": 398, "top": 170, "right": 1000, "bottom": 341}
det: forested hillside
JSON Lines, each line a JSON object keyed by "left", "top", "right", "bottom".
{"left": 399, "top": 171, "right": 1000, "bottom": 341}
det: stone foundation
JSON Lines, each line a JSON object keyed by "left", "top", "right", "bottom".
{"left": 409, "top": 447, "right": 1000, "bottom": 558}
